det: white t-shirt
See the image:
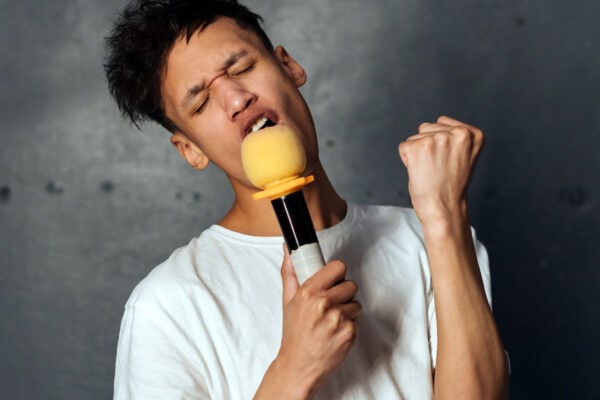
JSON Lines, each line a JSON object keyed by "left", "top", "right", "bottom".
{"left": 114, "top": 203, "right": 491, "bottom": 399}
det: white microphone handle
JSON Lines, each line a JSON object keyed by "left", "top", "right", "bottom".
{"left": 290, "top": 242, "right": 325, "bottom": 284}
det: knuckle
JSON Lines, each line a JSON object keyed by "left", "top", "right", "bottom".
{"left": 398, "top": 141, "right": 407, "bottom": 153}
{"left": 328, "top": 309, "right": 343, "bottom": 325}
{"left": 399, "top": 141, "right": 415, "bottom": 158}
{"left": 418, "top": 122, "right": 431, "bottom": 131}
{"left": 316, "top": 296, "right": 332, "bottom": 314}
{"left": 432, "top": 132, "right": 450, "bottom": 146}
{"left": 417, "top": 135, "right": 432, "bottom": 146}
{"left": 298, "top": 286, "right": 313, "bottom": 302}
{"left": 280, "top": 264, "right": 286, "bottom": 278}
{"left": 341, "top": 321, "right": 358, "bottom": 342}
{"left": 451, "top": 126, "right": 471, "bottom": 138}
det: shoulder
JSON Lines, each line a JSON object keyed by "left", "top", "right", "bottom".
{"left": 124, "top": 233, "right": 210, "bottom": 310}
{"left": 122, "top": 225, "right": 262, "bottom": 310}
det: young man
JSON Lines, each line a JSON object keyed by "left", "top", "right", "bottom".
{"left": 105, "top": 1, "right": 508, "bottom": 398}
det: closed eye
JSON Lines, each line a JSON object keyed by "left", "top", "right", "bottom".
{"left": 231, "top": 62, "right": 255, "bottom": 76}
{"left": 194, "top": 96, "right": 209, "bottom": 115}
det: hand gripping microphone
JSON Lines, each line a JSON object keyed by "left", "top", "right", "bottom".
{"left": 241, "top": 125, "right": 325, "bottom": 284}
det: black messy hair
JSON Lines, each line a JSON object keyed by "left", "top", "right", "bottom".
{"left": 104, "top": 0, "right": 273, "bottom": 132}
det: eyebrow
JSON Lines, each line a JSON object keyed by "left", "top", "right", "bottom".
{"left": 181, "top": 49, "right": 250, "bottom": 109}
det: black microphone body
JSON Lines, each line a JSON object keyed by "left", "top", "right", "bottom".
{"left": 271, "top": 190, "right": 325, "bottom": 283}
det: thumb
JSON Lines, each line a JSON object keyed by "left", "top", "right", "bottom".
{"left": 281, "top": 244, "right": 299, "bottom": 306}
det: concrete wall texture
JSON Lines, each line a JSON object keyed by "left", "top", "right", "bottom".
{"left": 1, "top": 0, "right": 598, "bottom": 398}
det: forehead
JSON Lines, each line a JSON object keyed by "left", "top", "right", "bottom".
{"left": 163, "top": 18, "right": 265, "bottom": 85}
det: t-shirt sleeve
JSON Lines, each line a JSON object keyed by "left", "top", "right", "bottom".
{"left": 427, "top": 228, "right": 493, "bottom": 368}
{"left": 113, "top": 301, "right": 209, "bottom": 400}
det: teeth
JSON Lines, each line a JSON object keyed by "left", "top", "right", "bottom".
{"left": 250, "top": 117, "right": 268, "bottom": 133}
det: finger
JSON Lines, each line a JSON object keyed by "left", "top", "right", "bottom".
{"left": 417, "top": 122, "right": 450, "bottom": 134}
{"left": 437, "top": 115, "right": 481, "bottom": 134}
{"left": 437, "top": 115, "right": 466, "bottom": 127}
{"left": 338, "top": 301, "right": 362, "bottom": 320}
{"left": 306, "top": 259, "right": 347, "bottom": 291}
{"left": 405, "top": 132, "right": 441, "bottom": 143}
{"left": 281, "top": 244, "right": 299, "bottom": 306}
{"left": 327, "top": 279, "right": 358, "bottom": 304}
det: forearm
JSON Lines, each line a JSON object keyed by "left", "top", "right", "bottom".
{"left": 423, "top": 212, "right": 508, "bottom": 400}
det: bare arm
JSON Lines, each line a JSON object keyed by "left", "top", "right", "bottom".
{"left": 399, "top": 116, "right": 509, "bottom": 399}
{"left": 254, "top": 250, "right": 361, "bottom": 399}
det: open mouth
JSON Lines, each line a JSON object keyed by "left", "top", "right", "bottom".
{"left": 249, "top": 117, "right": 276, "bottom": 134}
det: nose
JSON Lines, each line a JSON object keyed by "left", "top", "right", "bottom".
{"left": 216, "top": 79, "right": 256, "bottom": 121}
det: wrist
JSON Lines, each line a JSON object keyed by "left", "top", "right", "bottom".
{"left": 254, "top": 355, "right": 314, "bottom": 400}
{"left": 415, "top": 201, "right": 470, "bottom": 240}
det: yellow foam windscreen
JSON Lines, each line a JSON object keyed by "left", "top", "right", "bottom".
{"left": 241, "top": 125, "right": 306, "bottom": 189}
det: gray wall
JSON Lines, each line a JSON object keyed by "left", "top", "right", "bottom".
{"left": 1, "top": 0, "right": 598, "bottom": 398}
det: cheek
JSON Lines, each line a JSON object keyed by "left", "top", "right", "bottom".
{"left": 188, "top": 114, "right": 227, "bottom": 144}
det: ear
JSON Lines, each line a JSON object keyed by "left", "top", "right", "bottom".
{"left": 274, "top": 46, "right": 307, "bottom": 87}
{"left": 170, "top": 132, "right": 210, "bottom": 170}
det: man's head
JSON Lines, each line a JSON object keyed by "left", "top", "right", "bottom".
{"left": 105, "top": 0, "right": 273, "bottom": 132}
{"left": 105, "top": 0, "right": 318, "bottom": 188}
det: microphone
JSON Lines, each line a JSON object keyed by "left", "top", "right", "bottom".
{"left": 241, "top": 125, "right": 325, "bottom": 284}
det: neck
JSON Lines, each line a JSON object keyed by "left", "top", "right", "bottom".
{"left": 219, "top": 162, "right": 346, "bottom": 236}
